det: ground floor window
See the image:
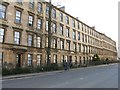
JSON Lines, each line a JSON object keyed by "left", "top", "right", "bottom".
{"left": 75, "top": 56, "right": 77, "bottom": 64}
{"left": 0, "top": 52, "right": 3, "bottom": 67}
{"left": 37, "top": 54, "right": 42, "bottom": 66}
{"left": 79, "top": 56, "right": 81, "bottom": 65}
{"left": 83, "top": 57, "right": 86, "bottom": 64}
{"left": 28, "top": 54, "right": 32, "bottom": 66}
{"left": 61, "top": 55, "right": 64, "bottom": 63}
{"left": 53, "top": 54, "right": 57, "bottom": 63}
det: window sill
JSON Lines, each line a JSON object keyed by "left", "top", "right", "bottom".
{"left": 14, "top": 22, "right": 22, "bottom": 25}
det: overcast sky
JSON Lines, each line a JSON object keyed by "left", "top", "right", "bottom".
{"left": 46, "top": 0, "right": 119, "bottom": 49}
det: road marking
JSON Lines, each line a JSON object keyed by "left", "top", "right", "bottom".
{"left": 2, "top": 76, "right": 32, "bottom": 82}
{"left": 79, "top": 78, "right": 84, "bottom": 80}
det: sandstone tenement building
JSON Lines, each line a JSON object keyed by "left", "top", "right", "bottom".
{"left": 0, "top": 0, "right": 117, "bottom": 67}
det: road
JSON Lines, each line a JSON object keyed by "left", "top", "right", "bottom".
{"left": 2, "top": 63, "right": 118, "bottom": 88}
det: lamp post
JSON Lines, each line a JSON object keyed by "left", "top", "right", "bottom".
{"left": 47, "top": 0, "right": 52, "bottom": 66}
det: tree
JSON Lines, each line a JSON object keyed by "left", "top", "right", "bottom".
{"left": 92, "top": 54, "right": 100, "bottom": 61}
{"left": 47, "top": 0, "right": 52, "bottom": 66}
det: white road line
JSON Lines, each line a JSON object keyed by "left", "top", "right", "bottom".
{"left": 79, "top": 78, "right": 84, "bottom": 80}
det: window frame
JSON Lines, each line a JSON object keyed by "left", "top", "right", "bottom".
{"left": 78, "top": 32, "right": 80, "bottom": 40}
{"left": 46, "top": 20, "right": 48, "bottom": 31}
{"left": 37, "top": 18, "right": 42, "bottom": 30}
{"left": 73, "top": 30, "right": 76, "bottom": 40}
{"left": 37, "top": 54, "right": 42, "bottom": 66}
{"left": 46, "top": 6, "right": 49, "bottom": 15}
{"left": 15, "top": 10, "right": 21, "bottom": 24}
{"left": 60, "top": 24, "right": 63, "bottom": 35}
{"left": 73, "top": 42, "right": 77, "bottom": 51}
{"left": 53, "top": 38, "right": 57, "bottom": 49}
{"left": 14, "top": 31, "right": 21, "bottom": 45}
{"left": 53, "top": 54, "right": 57, "bottom": 63}
{"left": 60, "top": 40, "right": 64, "bottom": 49}
{"left": 28, "top": 14, "right": 34, "bottom": 27}
{"left": 0, "top": 4, "right": 6, "bottom": 19}
{"left": 28, "top": 34, "right": 33, "bottom": 46}
{"left": 52, "top": 9, "right": 56, "bottom": 18}
{"left": 52, "top": 22, "right": 57, "bottom": 33}
{"left": 38, "top": 3, "right": 42, "bottom": 13}
{"left": 28, "top": 54, "right": 33, "bottom": 66}
{"left": 66, "top": 16, "right": 69, "bottom": 24}
{"left": 0, "top": 52, "right": 3, "bottom": 67}
{"left": 29, "top": 0, "right": 34, "bottom": 9}
{"left": 36, "top": 36, "right": 41, "bottom": 48}
{"left": 0, "top": 28, "right": 5, "bottom": 43}
{"left": 66, "top": 40, "right": 70, "bottom": 51}
{"left": 60, "top": 13, "right": 63, "bottom": 22}
{"left": 66, "top": 27, "right": 69, "bottom": 37}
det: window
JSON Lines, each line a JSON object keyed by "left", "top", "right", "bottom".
{"left": 78, "top": 22, "right": 80, "bottom": 29}
{"left": 60, "top": 13, "right": 63, "bottom": 21}
{"left": 88, "top": 36, "right": 89, "bottom": 43}
{"left": 66, "top": 28, "right": 69, "bottom": 37}
{"left": 75, "top": 56, "right": 77, "bottom": 64}
{"left": 61, "top": 55, "right": 64, "bottom": 63}
{"left": 72, "top": 19, "right": 75, "bottom": 27}
{"left": 82, "top": 24, "right": 83, "bottom": 31}
{"left": 28, "top": 15, "right": 34, "bottom": 27}
{"left": 79, "top": 56, "right": 81, "bottom": 65}
{"left": 82, "top": 33, "right": 84, "bottom": 42}
{"left": 14, "top": 31, "right": 20, "bottom": 44}
{"left": 46, "top": 20, "right": 48, "bottom": 31}
{"left": 66, "top": 41, "right": 70, "bottom": 51}
{"left": 0, "top": 52, "right": 3, "bottom": 67}
{"left": 85, "top": 35, "right": 87, "bottom": 43}
{"left": 82, "top": 45, "right": 85, "bottom": 53}
{"left": 28, "top": 35, "right": 33, "bottom": 46}
{"left": 53, "top": 38, "right": 57, "bottom": 48}
{"left": 0, "top": 4, "right": 6, "bottom": 19}
{"left": 66, "top": 16, "right": 69, "bottom": 24}
{"left": 46, "top": 6, "right": 49, "bottom": 15}
{"left": 60, "top": 40, "right": 64, "bottom": 49}
{"left": 0, "top": 28, "right": 5, "bottom": 43}
{"left": 60, "top": 24, "right": 63, "bottom": 35}
{"left": 65, "top": 55, "right": 68, "bottom": 62}
{"left": 73, "top": 30, "right": 76, "bottom": 40}
{"left": 15, "top": 10, "right": 21, "bottom": 23}
{"left": 52, "top": 9, "right": 56, "bottom": 18}
{"left": 46, "top": 37, "right": 48, "bottom": 47}
{"left": 28, "top": 54, "right": 32, "bottom": 66}
{"left": 78, "top": 32, "right": 80, "bottom": 40}
{"left": 16, "top": 0, "right": 22, "bottom": 5}
{"left": 78, "top": 44, "right": 81, "bottom": 52}
{"left": 52, "top": 22, "right": 57, "bottom": 33}
{"left": 38, "top": 3, "right": 42, "bottom": 12}
{"left": 37, "top": 19, "right": 42, "bottom": 29}
{"left": 37, "top": 54, "right": 41, "bottom": 66}
{"left": 73, "top": 43, "right": 77, "bottom": 51}
{"left": 36, "top": 36, "right": 41, "bottom": 48}
{"left": 29, "top": 0, "right": 34, "bottom": 9}
{"left": 53, "top": 54, "right": 57, "bottom": 63}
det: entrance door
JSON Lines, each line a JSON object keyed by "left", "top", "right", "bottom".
{"left": 16, "top": 54, "right": 21, "bottom": 67}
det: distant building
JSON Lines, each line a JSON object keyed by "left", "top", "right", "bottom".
{"left": 0, "top": 0, "right": 117, "bottom": 68}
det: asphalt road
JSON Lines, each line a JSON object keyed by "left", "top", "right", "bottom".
{"left": 2, "top": 63, "right": 118, "bottom": 88}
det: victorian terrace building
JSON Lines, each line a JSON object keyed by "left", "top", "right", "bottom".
{"left": 0, "top": 0, "right": 117, "bottom": 68}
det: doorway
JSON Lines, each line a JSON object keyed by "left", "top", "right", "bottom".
{"left": 16, "top": 54, "right": 21, "bottom": 67}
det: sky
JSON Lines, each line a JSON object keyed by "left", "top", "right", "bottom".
{"left": 46, "top": 0, "right": 119, "bottom": 50}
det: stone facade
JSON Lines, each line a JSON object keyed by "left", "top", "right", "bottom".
{"left": 0, "top": 0, "right": 117, "bottom": 68}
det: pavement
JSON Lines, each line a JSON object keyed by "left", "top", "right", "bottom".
{"left": 2, "top": 63, "right": 116, "bottom": 80}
